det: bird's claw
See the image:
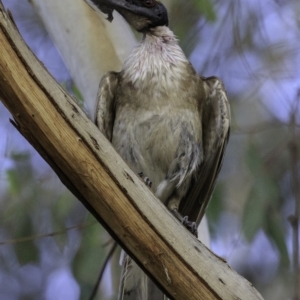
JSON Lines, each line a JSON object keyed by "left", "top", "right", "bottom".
{"left": 182, "top": 216, "right": 198, "bottom": 237}
{"left": 171, "top": 209, "right": 198, "bottom": 237}
{"left": 138, "top": 172, "right": 152, "bottom": 188}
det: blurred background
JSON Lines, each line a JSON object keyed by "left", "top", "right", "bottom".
{"left": 0, "top": 0, "right": 299, "bottom": 299}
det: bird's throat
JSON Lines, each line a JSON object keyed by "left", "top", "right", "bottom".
{"left": 122, "top": 26, "right": 188, "bottom": 90}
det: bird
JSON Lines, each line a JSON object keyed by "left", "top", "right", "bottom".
{"left": 86, "top": 0, "right": 230, "bottom": 299}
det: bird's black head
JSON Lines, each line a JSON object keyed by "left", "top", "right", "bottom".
{"left": 87, "top": 0, "right": 168, "bottom": 32}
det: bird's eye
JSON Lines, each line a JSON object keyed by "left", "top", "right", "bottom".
{"left": 144, "top": 0, "right": 155, "bottom": 7}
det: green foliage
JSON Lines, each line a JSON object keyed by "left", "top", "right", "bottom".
{"left": 14, "top": 215, "right": 38, "bottom": 265}
{"left": 193, "top": 0, "right": 216, "bottom": 21}
{"left": 6, "top": 169, "right": 20, "bottom": 195}
{"left": 71, "top": 84, "right": 84, "bottom": 106}
{"left": 265, "top": 208, "right": 290, "bottom": 268}
{"left": 61, "top": 81, "right": 84, "bottom": 108}
{"left": 170, "top": 0, "right": 216, "bottom": 55}
{"left": 0, "top": 149, "right": 106, "bottom": 298}
{"left": 6, "top": 152, "right": 32, "bottom": 195}
{"left": 243, "top": 143, "right": 289, "bottom": 267}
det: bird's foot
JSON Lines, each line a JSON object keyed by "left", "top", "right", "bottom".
{"left": 182, "top": 216, "right": 198, "bottom": 237}
{"left": 171, "top": 209, "right": 198, "bottom": 237}
{"left": 138, "top": 172, "right": 152, "bottom": 188}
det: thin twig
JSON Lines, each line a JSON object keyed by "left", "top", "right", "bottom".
{"left": 0, "top": 221, "right": 97, "bottom": 245}
{"left": 87, "top": 241, "right": 118, "bottom": 300}
{"left": 232, "top": 121, "right": 300, "bottom": 136}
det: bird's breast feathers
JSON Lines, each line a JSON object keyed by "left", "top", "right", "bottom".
{"left": 111, "top": 26, "right": 205, "bottom": 200}
{"left": 122, "top": 26, "right": 190, "bottom": 92}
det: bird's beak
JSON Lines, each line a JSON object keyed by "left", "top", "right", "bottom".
{"left": 87, "top": 0, "right": 168, "bottom": 31}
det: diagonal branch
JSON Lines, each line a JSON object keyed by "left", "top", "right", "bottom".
{"left": 0, "top": 2, "right": 263, "bottom": 300}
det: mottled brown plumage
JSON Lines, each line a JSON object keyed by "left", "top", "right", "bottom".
{"left": 96, "top": 26, "right": 230, "bottom": 229}
{"left": 88, "top": 0, "right": 230, "bottom": 299}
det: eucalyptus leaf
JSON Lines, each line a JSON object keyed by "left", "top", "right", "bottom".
{"left": 265, "top": 209, "right": 289, "bottom": 268}
{"left": 243, "top": 143, "right": 281, "bottom": 241}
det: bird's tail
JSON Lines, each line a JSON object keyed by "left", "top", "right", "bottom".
{"left": 118, "top": 253, "right": 167, "bottom": 300}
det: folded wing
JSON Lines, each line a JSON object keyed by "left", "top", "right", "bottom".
{"left": 179, "top": 76, "right": 231, "bottom": 225}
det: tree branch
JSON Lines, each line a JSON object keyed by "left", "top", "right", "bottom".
{"left": 0, "top": 3, "right": 263, "bottom": 299}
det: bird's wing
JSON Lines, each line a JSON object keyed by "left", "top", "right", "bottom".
{"left": 95, "top": 72, "right": 119, "bottom": 141}
{"left": 179, "top": 76, "right": 230, "bottom": 225}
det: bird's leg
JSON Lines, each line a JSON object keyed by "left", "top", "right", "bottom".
{"left": 138, "top": 172, "right": 152, "bottom": 188}
{"left": 168, "top": 197, "right": 198, "bottom": 237}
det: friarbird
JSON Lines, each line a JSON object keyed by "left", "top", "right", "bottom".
{"left": 86, "top": 0, "right": 230, "bottom": 299}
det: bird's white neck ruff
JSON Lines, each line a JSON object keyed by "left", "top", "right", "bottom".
{"left": 122, "top": 26, "right": 188, "bottom": 89}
